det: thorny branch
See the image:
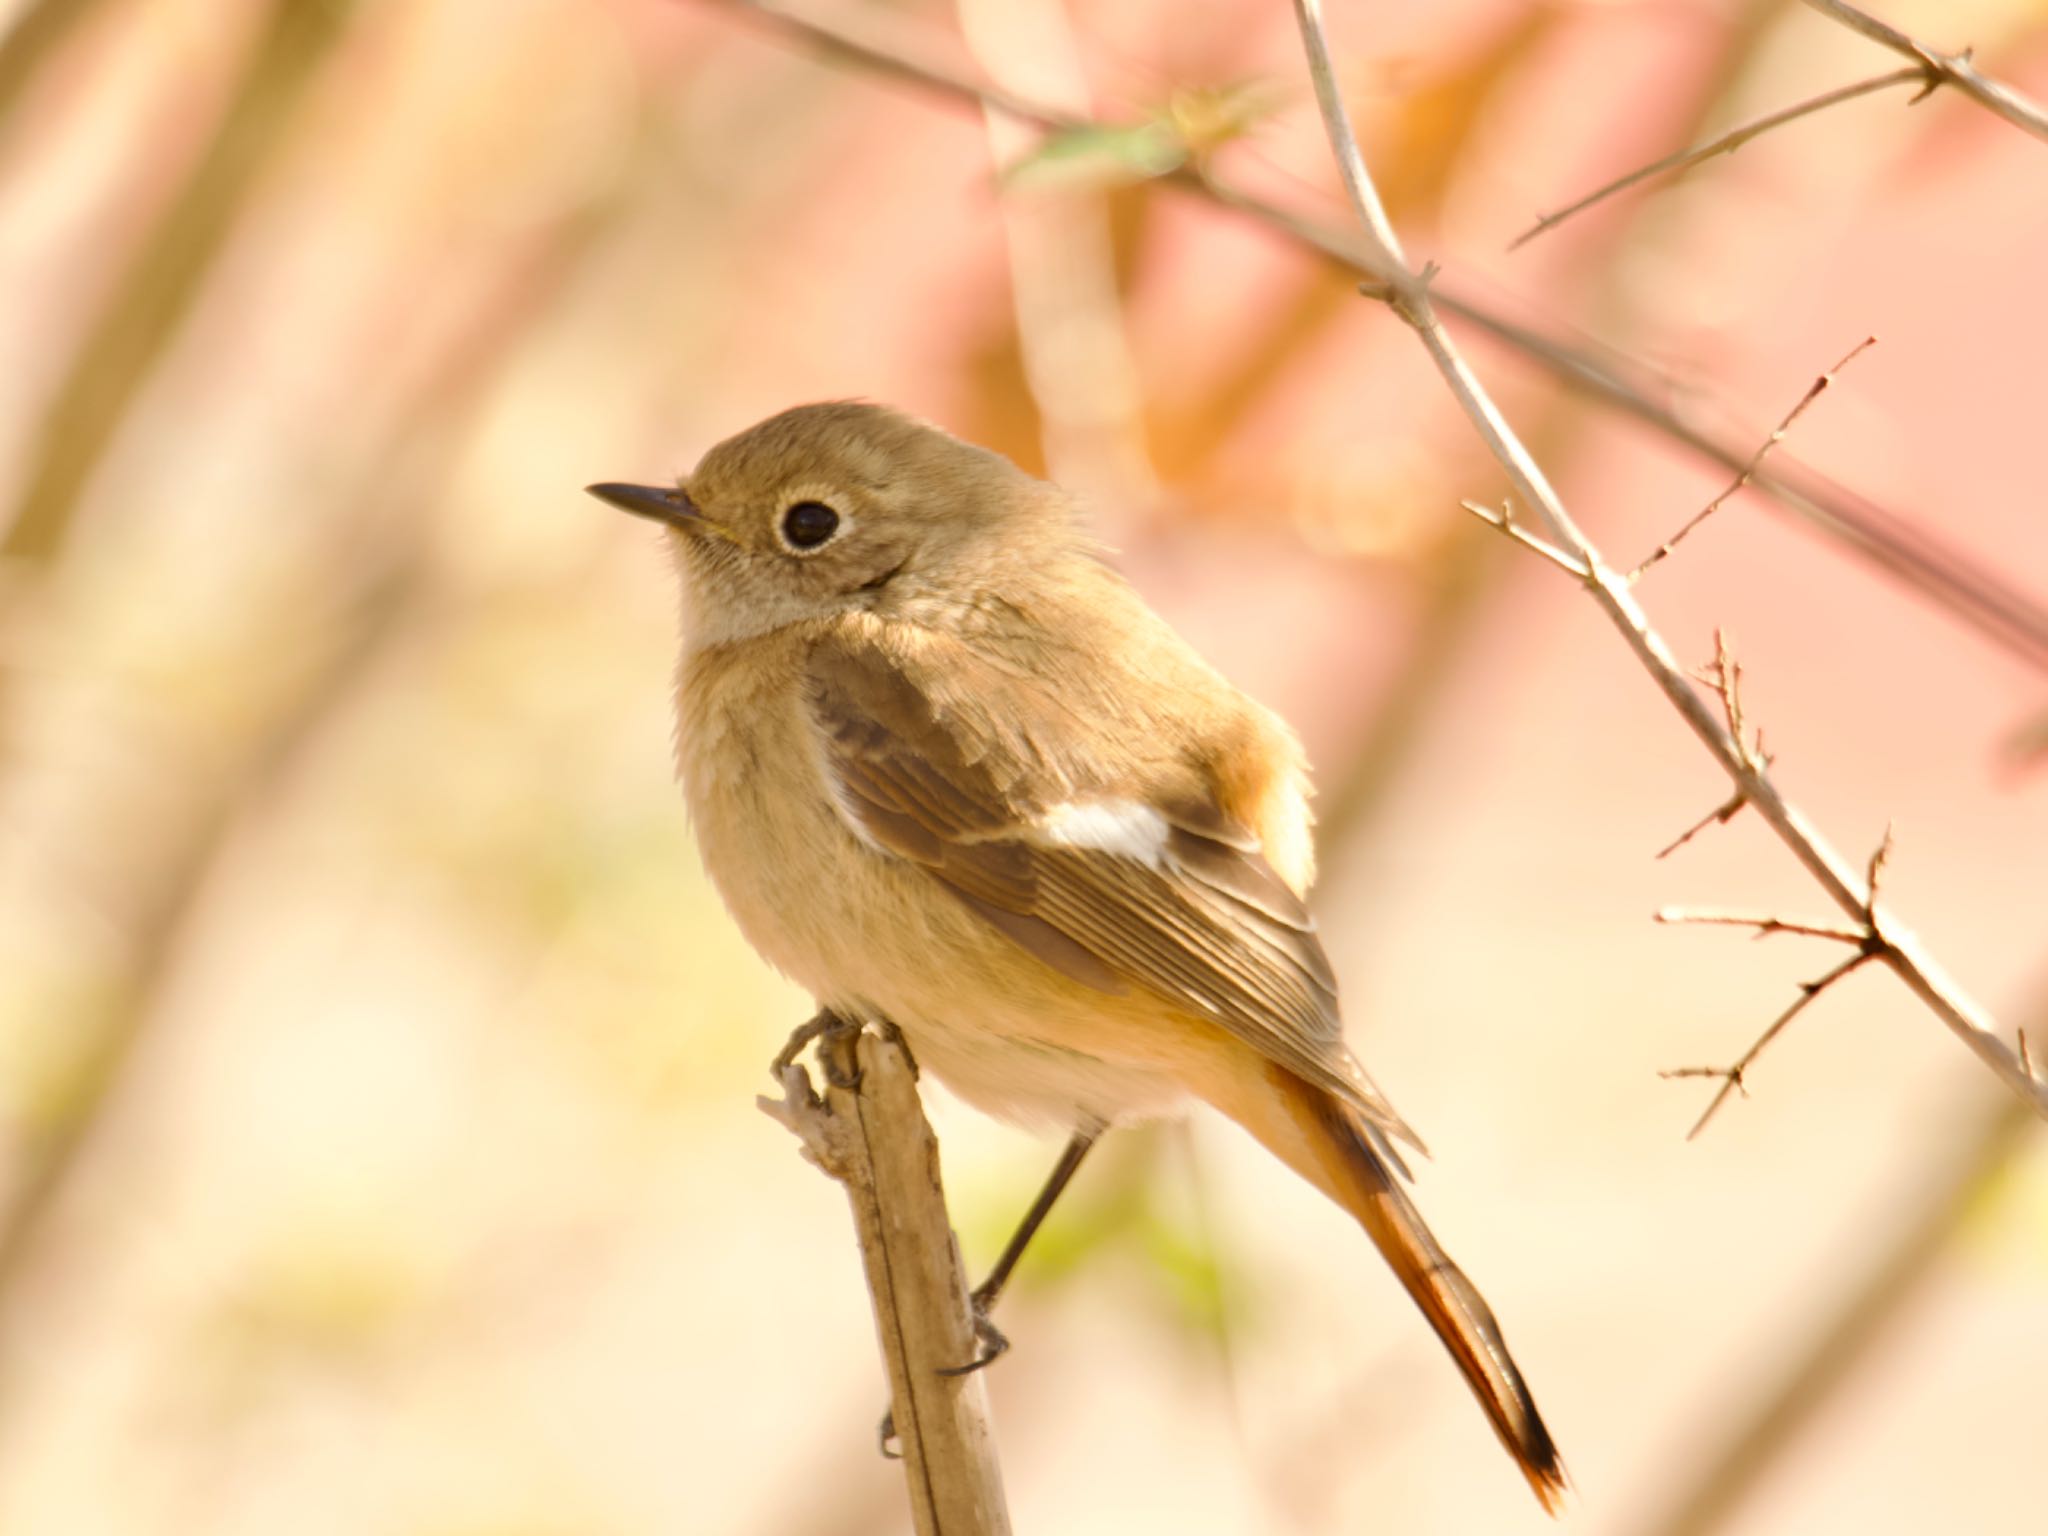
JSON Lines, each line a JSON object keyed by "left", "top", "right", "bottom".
{"left": 1285, "top": 0, "right": 2048, "bottom": 1125}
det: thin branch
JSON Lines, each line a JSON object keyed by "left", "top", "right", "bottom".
{"left": 1656, "top": 630, "right": 1774, "bottom": 855}
{"left": 1660, "top": 951, "right": 1879, "bottom": 1139}
{"left": 1656, "top": 793, "right": 1749, "bottom": 859}
{"left": 1801, "top": 0, "right": 2048, "bottom": 144}
{"left": 708, "top": 0, "right": 2048, "bottom": 676}
{"left": 1511, "top": 68, "right": 1923, "bottom": 251}
{"left": 1459, "top": 498, "right": 1589, "bottom": 578}
{"left": 1632, "top": 339, "right": 1876, "bottom": 581}
{"left": 1286, "top": 0, "right": 2048, "bottom": 1124}
{"left": 1654, "top": 910, "right": 1872, "bottom": 945}
{"left": 760, "top": 1026, "right": 1011, "bottom": 1536}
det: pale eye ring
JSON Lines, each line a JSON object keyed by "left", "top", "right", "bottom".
{"left": 780, "top": 500, "right": 841, "bottom": 551}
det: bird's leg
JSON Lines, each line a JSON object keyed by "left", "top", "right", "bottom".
{"left": 936, "top": 1127, "right": 1099, "bottom": 1377}
{"left": 877, "top": 1127, "right": 1101, "bottom": 1455}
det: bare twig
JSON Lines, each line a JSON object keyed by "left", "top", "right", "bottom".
{"left": 1287, "top": 0, "right": 2048, "bottom": 1124}
{"left": 1654, "top": 910, "right": 1871, "bottom": 945}
{"left": 1656, "top": 821, "right": 1898, "bottom": 1133}
{"left": 1660, "top": 950, "right": 1879, "bottom": 1139}
{"left": 1801, "top": 0, "right": 2048, "bottom": 144}
{"left": 760, "top": 1027, "right": 1011, "bottom": 1536}
{"left": 1459, "top": 498, "right": 1589, "bottom": 578}
{"left": 1691, "top": 631, "right": 1765, "bottom": 775}
{"left": 1656, "top": 795, "right": 1748, "bottom": 859}
{"left": 1511, "top": 69, "right": 1923, "bottom": 250}
{"left": 708, "top": 0, "right": 2048, "bottom": 676}
{"left": 1633, "top": 339, "right": 1876, "bottom": 581}
{"left": 1656, "top": 630, "right": 1774, "bottom": 856}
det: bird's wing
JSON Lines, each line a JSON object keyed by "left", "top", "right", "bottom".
{"left": 804, "top": 627, "right": 1419, "bottom": 1149}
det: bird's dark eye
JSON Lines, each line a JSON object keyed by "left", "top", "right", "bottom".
{"left": 780, "top": 500, "right": 840, "bottom": 550}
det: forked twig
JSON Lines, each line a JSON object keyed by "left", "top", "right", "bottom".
{"left": 1660, "top": 949, "right": 1879, "bottom": 1139}
{"left": 1659, "top": 822, "right": 1896, "bottom": 1134}
{"left": 1801, "top": 0, "right": 2048, "bottom": 144}
{"left": 1459, "top": 498, "right": 1589, "bottom": 578}
{"left": 1655, "top": 630, "right": 1772, "bottom": 857}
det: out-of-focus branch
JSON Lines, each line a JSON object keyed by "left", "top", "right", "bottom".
{"left": 704, "top": 0, "right": 2048, "bottom": 676}
{"left": 1628, "top": 1078, "right": 2039, "bottom": 1536}
{"left": 1801, "top": 0, "right": 2048, "bottom": 144}
{"left": 760, "top": 1026, "right": 1011, "bottom": 1536}
{"left": 0, "top": 562, "right": 412, "bottom": 1331}
{"left": 1509, "top": 68, "right": 1923, "bottom": 250}
{"left": 0, "top": 168, "right": 627, "bottom": 1400}
{"left": 1288, "top": 0, "right": 2048, "bottom": 1126}
{"left": 0, "top": 0, "right": 355, "bottom": 570}
{"left": 0, "top": 0, "right": 117, "bottom": 133}
{"left": 955, "top": 0, "right": 1159, "bottom": 516}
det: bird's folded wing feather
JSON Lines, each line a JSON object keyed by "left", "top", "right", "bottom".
{"left": 805, "top": 629, "right": 1419, "bottom": 1151}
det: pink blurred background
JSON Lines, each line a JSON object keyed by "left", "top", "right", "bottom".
{"left": 1, "top": 1, "right": 2044, "bottom": 1532}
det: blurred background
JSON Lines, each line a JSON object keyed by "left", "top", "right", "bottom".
{"left": 2, "top": 0, "right": 2045, "bottom": 1532}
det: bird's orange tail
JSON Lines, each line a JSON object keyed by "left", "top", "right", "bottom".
{"left": 1224, "top": 1064, "right": 1568, "bottom": 1515}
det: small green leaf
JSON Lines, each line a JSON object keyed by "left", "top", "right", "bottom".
{"left": 1000, "top": 122, "right": 1187, "bottom": 191}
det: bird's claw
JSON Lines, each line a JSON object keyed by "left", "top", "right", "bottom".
{"left": 870, "top": 1298, "right": 1011, "bottom": 1457}
{"left": 935, "top": 1299, "right": 1010, "bottom": 1378}
{"left": 771, "top": 1009, "right": 864, "bottom": 1088}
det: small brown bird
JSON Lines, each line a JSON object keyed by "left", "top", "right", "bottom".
{"left": 589, "top": 401, "right": 1565, "bottom": 1512}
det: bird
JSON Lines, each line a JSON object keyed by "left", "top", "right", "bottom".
{"left": 587, "top": 399, "right": 1565, "bottom": 1512}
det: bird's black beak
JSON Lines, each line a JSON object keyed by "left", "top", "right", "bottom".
{"left": 585, "top": 481, "right": 700, "bottom": 529}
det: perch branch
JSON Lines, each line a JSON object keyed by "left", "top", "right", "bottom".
{"left": 759, "top": 1023, "right": 1011, "bottom": 1536}
{"left": 1286, "top": 0, "right": 2048, "bottom": 1125}
{"left": 1801, "top": 0, "right": 2048, "bottom": 144}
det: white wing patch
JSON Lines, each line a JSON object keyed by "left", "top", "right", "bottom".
{"left": 1032, "top": 800, "right": 1173, "bottom": 868}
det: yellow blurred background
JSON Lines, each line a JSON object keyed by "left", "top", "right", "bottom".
{"left": 2, "top": 0, "right": 2045, "bottom": 1532}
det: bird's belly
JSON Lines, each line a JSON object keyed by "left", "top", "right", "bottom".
{"left": 680, "top": 697, "right": 1189, "bottom": 1130}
